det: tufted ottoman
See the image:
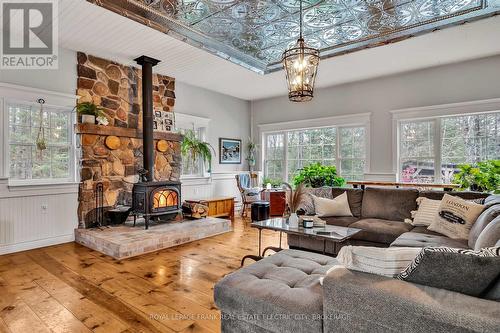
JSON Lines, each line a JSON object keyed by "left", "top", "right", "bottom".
{"left": 214, "top": 249, "right": 339, "bottom": 333}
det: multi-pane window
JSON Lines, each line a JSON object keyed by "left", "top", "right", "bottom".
{"left": 8, "top": 102, "right": 73, "bottom": 183}
{"left": 399, "top": 120, "right": 436, "bottom": 183}
{"left": 264, "top": 125, "right": 367, "bottom": 182}
{"left": 339, "top": 127, "right": 366, "bottom": 181}
{"left": 399, "top": 112, "right": 500, "bottom": 183}
{"left": 179, "top": 128, "right": 205, "bottom": 177}
{"left": 287, "top": 128, "right": 336, "bottom": 181}
{"left": 264, "top": 133, "right": 285, "bottom": 180}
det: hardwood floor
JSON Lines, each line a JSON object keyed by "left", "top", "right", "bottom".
{"left": 0, "top": 216, "right": 286, "bottom": 333}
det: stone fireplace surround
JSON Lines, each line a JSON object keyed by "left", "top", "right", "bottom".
{"left": 76, "top": 52, "right": 182, "bottom": 227}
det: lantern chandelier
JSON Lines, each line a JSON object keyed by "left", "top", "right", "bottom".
{"left": 282, "top": 0, "right": 320, "bottom": 102}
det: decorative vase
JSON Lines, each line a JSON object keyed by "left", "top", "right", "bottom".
{"left": 82, "top": 114, "right": 96, "bottom": 124}
{"left": 289, "top": 213, "right": 299, "bottom": 228}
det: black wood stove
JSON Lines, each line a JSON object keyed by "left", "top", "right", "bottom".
{"left": 132, "top": 180, "right": 181, "bottom": 229}
{"left": 131, "top": 55, "right": 181, "bottom": 229}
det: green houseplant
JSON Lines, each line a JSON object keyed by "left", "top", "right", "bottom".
{"left": 293, "top": 163, "right": 346, "bottom": 188}
{"left": 262, "top": 177, "right": 283, "bottom": 188}
{"left": 76, "top": 102, "right": 105, "bottom": 124}
{"left": 181, "top": 129, "right": 215, "bottom": 173}
{"left": 453, "top": 160, "right": 500, "bottom": 194}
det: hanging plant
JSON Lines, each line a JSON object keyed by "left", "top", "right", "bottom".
{"left": 35, "top": 98, "right": 47, "bottom": 153}
{"left": 180, "top": 129, "right": 215, "bottom": 173}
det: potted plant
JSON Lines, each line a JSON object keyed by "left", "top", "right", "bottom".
{"left": 76, "top": 102, "right": 105, "bottom": 124}
{"left": 293, "top": 163, "right": 346, "bottom": 188}
{"left": 181, "top": 129, "right": 215, "bottom": 173}
{"left": 453, "top": 160, "right": 500, "bottom": 194}
{"left": 262, "top": 177, "right": 283, "bottom": 189}
{"left": 282, "top": 182, "right": 305, "bottom": 228}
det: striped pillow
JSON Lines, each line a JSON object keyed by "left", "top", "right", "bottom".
{"left": 397, "top": 246, "right": 500, "bottom": 296}
{"left": 335, "top": 246, "right": 422, "bottom": 277}
{"left": 405, "top": 197, "right": 441, "bottom": 227}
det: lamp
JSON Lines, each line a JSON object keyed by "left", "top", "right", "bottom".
{"left": 282, "top": 0, "right": 320, "bottom": 102}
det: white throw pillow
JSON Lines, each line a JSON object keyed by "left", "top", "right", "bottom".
{"left": 405, "top": 197, "right": 441, "bottom": 227}
{"left": 428, "top": 194, "right": 485, "bottom": 240}
{"left": 311, "top": 192, "right": 352, "bottom": 217}
{"left": 334, "top": 246, "right": 423, "bottom": 277}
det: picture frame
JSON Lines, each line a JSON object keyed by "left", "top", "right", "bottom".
{"left": 153, "top": 110, "right": 175, "bottom": 132}
{"left": 219, "top": 138, "right": 241, "bottom": 164}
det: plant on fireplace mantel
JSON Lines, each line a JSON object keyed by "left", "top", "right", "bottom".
{"left": 76, "top": 102, "right": 107, "bottom": 125}
{"left": 181, "top": 129, "right": 215, "bottom": 173}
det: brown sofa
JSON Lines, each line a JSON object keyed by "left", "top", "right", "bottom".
{"left": 289, "top": 187, "right": 490, "bottom": 255}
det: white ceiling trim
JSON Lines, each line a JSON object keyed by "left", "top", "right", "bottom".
{"left": 56, "top": 0, "right": 500, "bottom": 101}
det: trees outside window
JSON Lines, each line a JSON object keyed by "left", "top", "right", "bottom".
{"left": 399, "top": 112, "right": 500, "bottom": 183}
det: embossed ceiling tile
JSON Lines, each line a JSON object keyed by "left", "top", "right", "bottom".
{"left": 273, "top": 0, "right": 325, "bottom": 13}
{"left": 193, "top": 14, "right": 246, "bottom": 40}
{"left": 94, "top": 0, "right": 497, "bottom": 73}
{"left": 304, "top": 2, "right": 353, "bottom": 28}
{"left": 224, "top": 0, "right": 288, "bottom": 27}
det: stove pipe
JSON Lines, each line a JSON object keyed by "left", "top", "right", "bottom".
{"left": 134, "top": 55, "right": 160, "bottom": 182}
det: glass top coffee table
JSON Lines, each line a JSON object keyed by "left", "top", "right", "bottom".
{"left": 241, "top": 218, "right": 361, "bottom": 266}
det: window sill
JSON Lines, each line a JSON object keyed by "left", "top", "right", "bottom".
{"left": 0, "top": 180, "right": 79, "bottom": 198}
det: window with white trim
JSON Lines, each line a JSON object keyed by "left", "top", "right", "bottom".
{"left": 7, "top": 101, "right": 74, "bottom": 183}
{"left": 178, "top": 127, "right": 205, "bottom": 177}
{"left": 398, "top": 112, "right": 500, "bottom": 183}
{"left": 175, "top": 113, "right": 210, "bottom": 178}
{"left": 264, "top": 125, "right": 367, "bottom": 182}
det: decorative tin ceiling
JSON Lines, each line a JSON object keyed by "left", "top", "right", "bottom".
{"left": 90, "top": 0, "right": 499, "bottom": 73}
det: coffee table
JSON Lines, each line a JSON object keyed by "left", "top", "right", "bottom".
{"left": 241, "top": 218, "right": 361, "bottom": 266}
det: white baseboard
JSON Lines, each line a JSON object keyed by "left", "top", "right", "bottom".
{"left": 0, "top": 234, "right": 75, "bottom": 255}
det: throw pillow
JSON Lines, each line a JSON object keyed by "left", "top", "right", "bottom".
{"left": 311, "top": 192, "right": 352, "bottom": 217}
{"left": 397, "top": 246, "right": 500, "bottom": 297}
{"left": 405, "top": 197, "right": 441, "bottom": 227}
{"left": 474, "top": 216, "right": 500, "bottom": 251}
{"left": 335, "top": 246, "right": 422, "bottom": 277}
{"left": 469, "top": 204, "right": 500, "bottom": 249}
{"left": 428, "top": 194, "right": 485, "bottom": 240}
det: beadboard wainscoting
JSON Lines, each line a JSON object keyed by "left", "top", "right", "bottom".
{"left": 0, "top": 179, "right": 79, "bottom": 255}
{"left": 182, "top": 172, "right": 259, "bottom": 208}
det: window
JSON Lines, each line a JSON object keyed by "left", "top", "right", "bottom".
{"left": 339, "top": 127, "right": 366, "bottom": 181}
{"left": 265, "top": 133, "right": 285, "bottom": 180}
{"left": 175, "top": 113, "right": 210, "bottom": 178}
{"left": 264, "top": 125, "right": 367, "bottom": 182}
{"left": 8, "top": 101, "right": 74, "bottom": 183}
{"left": 179, "top": 127, "right": 204, "bottom": 177}
{"left": 398, "top": 112, "right": 500, "bottom": 183}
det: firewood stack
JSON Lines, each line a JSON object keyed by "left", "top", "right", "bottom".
{"left": 182, "top": 202, "right": 209, "bottom": 219}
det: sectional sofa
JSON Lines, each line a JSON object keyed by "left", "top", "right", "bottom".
{"left": 214, "top": 187, "right": 500, "bottom": 333}
{"left": 289, "top": 187, "right": 493, "bottom": 254}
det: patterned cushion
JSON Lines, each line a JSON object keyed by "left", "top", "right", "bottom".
{"left": 397, "top": 247, "right": 500, "bottom": 297}
{"left": 405, "top": 197, "right": 441, "bottom": 227}
{"left": 336, "top": 246, "right": 422, "bottom": 277}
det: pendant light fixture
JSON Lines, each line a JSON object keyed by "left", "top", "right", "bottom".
{"left": 282, "top": 0, "right": 320, "bottom": 102}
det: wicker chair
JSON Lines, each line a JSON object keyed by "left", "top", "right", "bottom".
{"left": 235, "top": 173, "right": 262, "bottom": 217}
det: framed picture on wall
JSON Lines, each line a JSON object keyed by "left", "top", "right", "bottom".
{"left": 219, "top": 138, "right": 241, "bottom": 164}
{"left": 153, "top": 110, "right": 175, "bottom": 132}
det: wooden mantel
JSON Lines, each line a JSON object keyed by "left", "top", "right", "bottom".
{"left": 75, "top": 123, "right": 184, "bottom": 142}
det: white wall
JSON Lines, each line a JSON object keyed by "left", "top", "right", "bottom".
{"left": 251, "top": 55, "right": 500, "bottom": 179}
{"left": 0, "top": 48, "right": 77, "bottom": 94}
{"left": 175, "top": 81, "right": 252, "bottom": 201}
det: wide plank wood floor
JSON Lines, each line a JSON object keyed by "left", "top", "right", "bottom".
{"left": 0, "top": 216, "right": 286, "bottom": 333}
